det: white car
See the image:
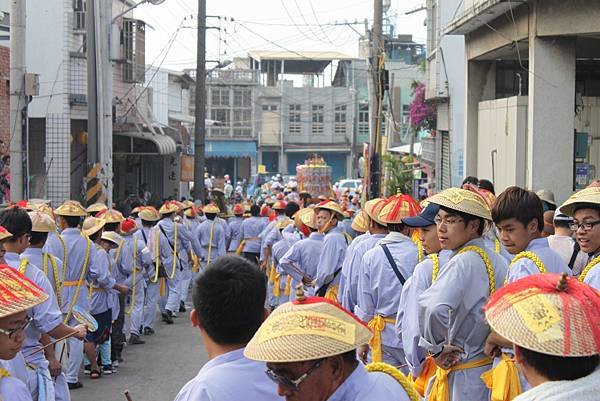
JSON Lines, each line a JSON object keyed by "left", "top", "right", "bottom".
{"left": 335, "top": 179, "right": 363, "bottom": 196}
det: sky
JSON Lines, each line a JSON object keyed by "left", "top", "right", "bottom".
{"left": 135, "top": 0, "right": 428, "bottom": 71}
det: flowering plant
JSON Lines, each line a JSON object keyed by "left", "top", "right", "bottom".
{"left": 408, "top": 81, "right": 436, "bottom": 130}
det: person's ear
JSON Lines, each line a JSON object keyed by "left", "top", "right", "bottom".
{"left": 527, "top": 219, "right": 538, "bottom": 234}
{"left": 467, "top": 219, "right": 480, "bottom": 236}
{"left": 328, "top": 356, "right": 345, "bottom": 385}
{"left": 190, "top": 309, "right": 201, "bottom": 328}
{"left": 262, "top": 307, "right": 270, "bottom": 323}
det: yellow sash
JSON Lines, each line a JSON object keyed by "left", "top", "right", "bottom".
{"left": 63, "top": 235, "right": 91, "bottom": 324}
{"left": 235, "top": 239, "right": 246, "bottom": 255}
{"left": 126, "top": 238, "right": 138, "bottom": 315}
{"left": 410, "top": 356, "right": 437, "bottom": 397}
{"left": 480, "top": 354, "right": 522, "bottom": 401}
{"left": 273, "top": 273, "right": 281, "bottom": 297}
{"left": 324, "top": 284, "right": 339, "bottom": 303}
{"left": 367, "top": 315, "right": 396, "bottom": 363}
{"left": 580, "top": 254, "right": 600, "bottom": 282}
{"left": 427, "top": 357, "right": 492, "bottom": 401}
{"left": 207, "top": 219, "right": 216, "bottom": 264}
{"left": 284, "top": 275, "right": 292, "bottom": 296}
{"left": 268, "top": 263, "right": 277, "bottom": 283}
{"left": 431, "top": 253, "right": 440, "bottom": 283}
{"left": 43, "top": 253, "right": 62, "bottom": 306}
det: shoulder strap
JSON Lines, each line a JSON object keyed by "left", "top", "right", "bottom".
{"left": 380, "top": 244, "right": 406, "bottom": 285}
{"left": 141, "top": 227, "right": 148, "bottom": 244}
{"left": 568, "top": 241, "right": 580, "bottom": 270}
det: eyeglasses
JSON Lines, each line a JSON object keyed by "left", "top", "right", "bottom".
{"left": 434, "top": 216, "right": 465, "bottom": 226}
{"left": 569, "top": 220, "right": 600, "bottom": 232}
{"left": 0, "top": 315, "right": 32, "bottom": 339}
{"left": 265, "top": 359, "right": 323, "bottom": 390}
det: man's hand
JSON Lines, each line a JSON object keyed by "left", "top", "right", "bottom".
{"left": 48, "top": 357, "right": 62, "bottom": 378}
{"left": 302, "top": 276, "right": 313, "bottom": 286}
{"left": 484, "top": 330, "right": 512, "bottom": 358}
{"left": 357, "top": 344, "right": 370, "bottom": 364}
{"left": 114, "top": 284, "right": 131, "bottom": 295}
{"left": 434, "top": 344, "right": 463, "bottom": 369}
{"left": 72, "top": 324, "right": 87, "bottom": 340}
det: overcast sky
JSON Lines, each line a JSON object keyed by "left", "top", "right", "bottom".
{"left": 135, "top": 0, "right": 428, "bottom": 71}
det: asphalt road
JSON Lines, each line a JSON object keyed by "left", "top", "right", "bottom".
{"left": 71, "top": 306, "right": 208, "bottom": 401}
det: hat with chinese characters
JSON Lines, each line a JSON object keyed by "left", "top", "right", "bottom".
{"left": 82, "top": 216, "right": 105, "bottom": 237}
{"left": 427, "top": 188, "right": 492, "bottom": 221}
{"left": 98, "top": 209, "right": 125, "bottom": 224}
{"left": 244, "top": 296, "right": 372, "bottom": 362}
{"left": 28, "top": 211, "right": 56, "bottom": 233}
{"left": 314, "top": 200, "right": 345, "bottom": 221}
{"left": 55, "top": 200, "right": 87, "bottom": 217}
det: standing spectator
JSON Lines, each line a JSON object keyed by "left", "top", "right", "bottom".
{"left": 139, "top": 183, "right": 151, "bottom": 205}
{"left": 0, "top": 155, "right": 10, "bottom": 203}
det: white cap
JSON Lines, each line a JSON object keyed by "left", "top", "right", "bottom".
{"left": 554, "top": 207, "right": 573, "bottom": 222}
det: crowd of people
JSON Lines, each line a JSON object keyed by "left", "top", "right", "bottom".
{"left": 0, "top": 175, "right": 600, "bottom": 401}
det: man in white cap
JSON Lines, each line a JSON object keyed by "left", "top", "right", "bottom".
{"left": 244, "top": 291, "right": 420, "bottom": 401}
{"left": 547, "top": 209, "right": 587, "bottom": 275}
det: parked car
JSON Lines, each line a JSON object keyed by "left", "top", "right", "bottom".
{"left": 334, "top": 179, "right": 363, "bottom": 197}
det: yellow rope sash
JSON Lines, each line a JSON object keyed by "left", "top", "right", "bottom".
{"left": 367, "top": 315, "right": 396, "bottom": 363}
{"left": 494, "top": 238, "right": 501, "bottom": 254}
{"left": 506, "top": 251, "right": 547, "bottom": 284}
{"left": 428, "top": 358, "right": 492, "bottom": 401}
{"left": 458, "top": 246, "right": 497, "bottom": 295}
{"left": 18, "top": 258, "right": 29, "bottom": 274}
{"left": 480, "top": 353, "right": 522, "bottom": 401}
{"left": 579, "top": 255, "right": 600, "bottom": 282}
{"left": 431, "top": 253, "right": 440, "bottom": 283}
{"left": 150, "top": 229, "right": 160, "bottom": 283}
{"left": 168, "top": 223, "right": 178, "bottom": 279}
{"left": 366, "top": 362, "right": 421, "bottom": 401}
{"left": 58, "top": 234, "right": 68, "bottom": 281}
{"left": 43, "top": 253, "right": 62, "bottom": 306}
{"left": 207, "top": 219, "right": 216, "bottom": 264}
{"left": 63, "top": 236, "right": 91, "bottom": 324}
{"left": 284, "top": 275, "right": 292, "bottom": 296}
{"left": 126, "top": 238, "right": 138, "bottom": 315}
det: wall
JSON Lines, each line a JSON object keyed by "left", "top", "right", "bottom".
{"left": 477, "top": 96, "right": 528, "bottom": 193}
{"left": 575, "top": 97, "right": 600, "bottom": 178}
{"left": 259, "top": 109, "right": 280, "bottom": 146}
{"left": 0, "top": 46, "right": 8, "bottom": 149}
{"left": 147, "top": 68, "right": 169, "bottom": 125}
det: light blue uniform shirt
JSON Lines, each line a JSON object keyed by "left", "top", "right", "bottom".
{"left": 0, "top": 357, "right": 32, "bottom": 401}
{"left": 418, "top": 237, "right": 509, "bottom": 401}
{"left": 5, "top": 252, "right": 63, "bottom": 371}
{"left": 21, "top": 248, "right": 63, "bottom": 305}
{"left": 279, "top": 232, "right": 324, "bottom": 283}
{"left": 173, "top": 348, "right": 282, "bottom": 401}
{"left": 397, "top": 250, "right": 452, "bottom": 376}
{"left": 90, "top": 246, "right": 117, "bottom": 315}
{"left": 506, "top": 237, "right": 571, "bottom": 283}
{"left": 315, "top": 226, "right": 348, "bottom": 291}
{"left": 227, "top": 216, "right": 244, "bottom": 252}
{"left": 134, "top": 227, "right": 153, "bottom": 279}
{"left": 273, "top": 231, "right": 303, "bottom": 301}
{"left": 156, "top": 218, "right": 187, "bottom": 272}
{"left": 583, "top": 251, "right": 600, "bottom": 290}
{"left": 120, "top": 235, "right": 146, "bottom": 289}
{"left": 42, "top": 231, "right": 67, "bottom": 265}
{"left": 355, "top": 232, "right": 418, "bottom": 349}
{"left": 328, "top": 362, "right": 411, "bottom": 401}
{"left": 193, "top": 219, "right": 226, "bottom": 262}
{"left": 240, "top": 217, "right": 268, "bottom": 253}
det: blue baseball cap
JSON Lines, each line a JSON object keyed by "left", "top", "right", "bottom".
{"left": 402, "top": 203, "right": 440, "bottom": 228}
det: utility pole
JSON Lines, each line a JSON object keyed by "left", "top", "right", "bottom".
{"left": 368, "top": 0, "right": 383, "bottom": 199}
{"left": 193, "top": 0, "right": 207, "bottom": 202}
{"left": 9, "top": 0, "right": 25, "bottom": 201}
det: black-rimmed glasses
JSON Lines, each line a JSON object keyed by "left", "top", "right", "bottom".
{"left": 265, "top": 359, "right": 324, "bottom": 390}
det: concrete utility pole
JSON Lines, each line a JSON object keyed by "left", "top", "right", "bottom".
{"left": 193, "top": 0, "right": 207, "bottom": 202}
{"left": 9, "top": 0, "right": 25, "bottom": 201}
{"left": 368, "top": 0, "right": 383, "bottom": 199}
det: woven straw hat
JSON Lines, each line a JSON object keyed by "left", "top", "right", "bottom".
{"left": 485, "top": 273, "right": 600, "bottom": 357}
{"left": 159, "top": 201, "right": 180, "bottom": 215}
{"left": 463, "top": 184, "right": 496, "bottom": 209}
{"left": 244, "top": 297, "right": 372, "bottom": 363}
{"left": 28, "top": 211, "right": 56, "bottom": 233}
{"left": 35, "top": 204, "right": 55, "bottom": 219}
{"left": 0, "top": 265, "right": 49, "bottom": 318}
{"left": 203, "top": 204, "right": 220, "bottom": 214}
{"left": 293, "top": 207, "right": 317, "bottom": 230}
{"left": 314, "top": 200, "right": 345, "bottom": 220}
{"left": 82, "top": 217, "right": 105, "bottom": 237}
{"left": 559, "top": 187, "right": 600, "bottom": 216}
{"left": 55, "top": 200, "right": 87, "bottom": 217}
{"left": 272, "top": 200, "right": 287, "bottom": 210}
{"left": 86, "top": 202, "right": 107, "bottom": 214}
{"left": 120, "top": 218, "right": 138, "bottom": 236}
{"left": 379, "top": 193, "right": 422, "bottom": 224}
{"left": 184, "top": 207, "right": 197, "bottom": 218}
{"left": 0, "top": 226, "right": 13, "bottom": 242}
{"left": 364, "top": 198, "right": 389, "bottom": 226}
{"left": 351, "top": 210, "right": 368, "bottom": 233}
{"left": 101, "top": 230, "right": 121, "bottom": 246}
{"left": 427, "top": 188, "right": 492, "bottom": 221}
{"left": 182, "top": 200, "right": 194, "bottom": 210}
{"left": 14, "top": 200, "right": 37, "bottom": 211}
{"left": 130, "top": 206, "right": 142, "bottom": 215}
{"left": 99, "top": 209, "right": 125, "bottom": 224}
{"left": 275, "top": 218, "right": 294, "bottom": 230}
{"left": 138, "top": 207, "right": 160, "bottom": 222}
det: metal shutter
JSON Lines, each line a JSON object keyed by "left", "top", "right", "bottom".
{"left": 440, "top": 131, "right": 451, "bottom": 189}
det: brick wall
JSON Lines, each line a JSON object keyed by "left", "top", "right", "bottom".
{"left": 0, "top": 46, "right": 9, "bottom": 155}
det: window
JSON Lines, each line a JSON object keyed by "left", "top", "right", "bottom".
{"left": 122, "top": 18, "right": 146, "bottom": 83}
{"left": 311, "top": 104, "right": 324, "bottom": 134}
{"left": 233, "top": 88, "right": 251, "bottom": 107}
{"left": 262, "top": 105, "right": 269, "bottom": 111}
{"left": 335, "top": 104, "right": 347, "bottom": 134}
{"left": 211, "top": 87, "right": 230, "bottom": 106}
{"left": 233, "top": 109, "right": 252, "bottom": 127}
{"left": 358, "top": 107, "right": 369, "bottom": 136}
{"left": 270, "top": 105, "right": 278, "bottom": 111}
{"left": 289, "top": 104, "right": 301, "bottom": 134}
{"left": 211, "top": 109, "right": 230, "bottom": 126}
{"left": 262, "top": 104, "right": 278, "bottom": 111}
{"left": 73, "top": 0, "right": 86, "bottom": 31}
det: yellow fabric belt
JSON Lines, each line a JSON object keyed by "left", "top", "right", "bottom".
{"left": 428, "top": 357, "right": 492, "bottom": 401}
{"left": 268, "top": 264, "right": 277, "bottom": 283}
{"left": 235, "top": 240, "right": 246, "bottom": 255}
{"left": 284, "top": 276, "right": 292, "bottom": 296}
{"left": 324, "top": 284, "right": 339, "bottom": 303}
{"left": 63, "top": 280, "right": 85, "bottom": 287}
{"left": 367, "top": 315, "right": 396, "bottom": 363}
{"left": 89, "top": 287, "right": 106, "bottom": 293}
{"left": 481, "top": 354, "right": 522, "bottom": 401}
{"left": 409, "top": 356, "right": 437, "bottom": 397}
{"left": 273, "top": 273, "right": 282, "bottom": 297}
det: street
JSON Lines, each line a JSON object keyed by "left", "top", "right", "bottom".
{"left": 71, "top": 306, "right": 207, "bottom": 401}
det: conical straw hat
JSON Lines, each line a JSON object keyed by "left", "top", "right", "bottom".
{"left": 0, "top": 265, "right": 48, "bottom": 318}
{"left": 559, "top": 187, "right": 600, "bottom": 216}
{"left": 427, "top": 188, "right": 492, "bottom": 221}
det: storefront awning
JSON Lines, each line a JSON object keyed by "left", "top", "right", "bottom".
{"left": 206, "top": 140, "right": 256, "bottom": 158}
{"left": 114, "top": 131, "right": 177, "bottom": 155}
{"left": 389, "top": 142, "right": 422, "bottom": 156}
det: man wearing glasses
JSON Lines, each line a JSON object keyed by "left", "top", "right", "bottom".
{"left": 0, "top": 265, "right": 52, "bottom": 401}
{"left": 559, "top": 186, "right": 600, "bottom": 290}
{"left": 173, "top": 255, "right": 281, "bottom": 401}
{"left": 244, "top": 290, "right": 418, "bottom": 401}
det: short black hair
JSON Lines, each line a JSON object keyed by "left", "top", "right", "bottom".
{"left": 250, "top": 205, "right": 260, "bottom": 217}
{"left": 554, "top": 219, "right": 571, "bottom": 230}
{"left": 104, "top": 222, "right": 119, "bottom": 232}
{"left": 371, "top": 220, "right": 387, "bottom": 230}
{"left": 285, "top": 202, "right": 300, "bottom": 219}
{"left": 205, "top": 213, "right": 217, "bottom": 220}
{"left": 386, "top": 222, "right": 405, "bottom": 232}
{"left": 573, "top": 203, "right": 600, "bottom": 216}
{"left": 141, "top": 220, "right": 155, "bottom": 228}
{"left": 192, "top": 255, "right": 266, "bottom": 345}
{"left": 462, "top": 176, "right": 478, "bottom": 186}
{"left": 0, "top": 207, "right": 32, "bottom": 238}
{"left": 478, "top": 179, "right": 495, "bottom": 195}
{"left": 518, "top": 346, "right": 599, "bottom": 381}
{"left": 61, "top": 215, "right": 81, "bottom": 228}
{"left": 89, "top": 231, "right": 102, "bottom": 242}
{"left": 492, "top": 186, "right": 543, "bottom": 232}
{"left": 440, "top": 205, "right": 485, "bottom": 235}
{"left": 29, "top": 231, "right": 48, "bottom": 246}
